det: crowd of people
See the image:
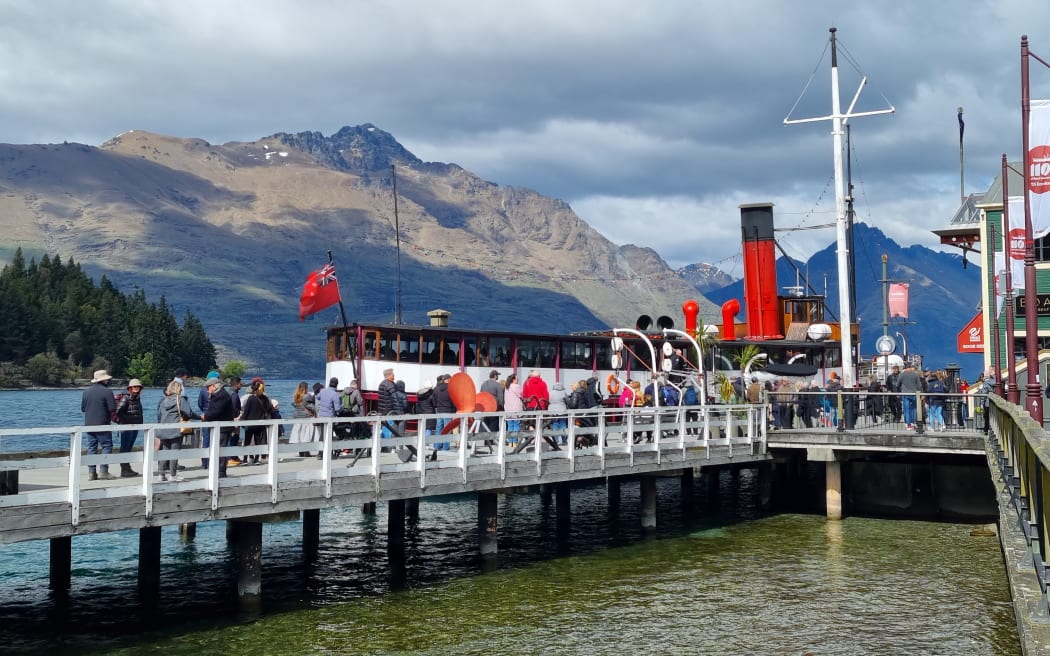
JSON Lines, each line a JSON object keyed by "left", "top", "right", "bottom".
{"left": 80, "top": 361, "right": 992, "bottom": 481}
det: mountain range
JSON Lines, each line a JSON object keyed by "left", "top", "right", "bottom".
{"left": 0, "top": 124, "right": 982, "bottom": 379}
{"left": 0, "top": 126, "right": 714, "bottom": 376}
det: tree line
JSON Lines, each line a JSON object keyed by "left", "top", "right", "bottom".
{"left": 0, "top": 248, "right": 216, "bottom": 386}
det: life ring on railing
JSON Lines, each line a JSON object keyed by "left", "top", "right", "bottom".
{"left": 606, "top": 374, "right": 621, "bottom": 395}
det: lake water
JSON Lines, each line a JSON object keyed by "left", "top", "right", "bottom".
{"left": 0, "top": 383, "right": 1022, "bottom": 654}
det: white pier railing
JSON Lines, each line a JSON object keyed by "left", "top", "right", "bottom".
{"left": 0, "top": 403, "right": 766, "bottom": 529}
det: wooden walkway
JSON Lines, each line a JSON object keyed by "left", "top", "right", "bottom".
{"left": 0, "top": 405, "right": 770, "bottom": 545}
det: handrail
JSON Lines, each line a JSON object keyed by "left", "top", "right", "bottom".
{"left": 0, "top": 404, "right": 768, "bottom": 530}
{"left": 986, "top": 395, "right": 1050, "bottom": 616}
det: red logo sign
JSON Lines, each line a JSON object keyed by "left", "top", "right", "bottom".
{"left": 1008, "top": 228, "right": 1026, "bottom": 260}
{"left": 956, "top": 312, "right": 983, "bottom": 353}
{"left": 1029, "top": 144, "right": 1050, "bottom": 194}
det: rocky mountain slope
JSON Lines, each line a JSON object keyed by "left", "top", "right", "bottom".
{"left": 0, "top": 126, "right": 715, "bottom": 376}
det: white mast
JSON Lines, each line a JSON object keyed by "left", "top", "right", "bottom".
{"left": 784, "top": 27, "right": 894, "bottom": 388}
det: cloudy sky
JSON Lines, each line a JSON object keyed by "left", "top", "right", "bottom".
{"left": 2, "top": 0, "right": 1048, "bottom": 275}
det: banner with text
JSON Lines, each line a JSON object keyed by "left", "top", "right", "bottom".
{"left": 1029, "top": 99, "right": 1050, "bottom": 239}
{"left": 1002, "top": 196, "right": 1026, "bottom": 290}
{"left": 888, "top": 283, "right": 909, "bottom": 319}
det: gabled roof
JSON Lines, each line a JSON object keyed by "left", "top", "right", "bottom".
{"left": 978, "top": 161, "right": 1025, "bottom": 207}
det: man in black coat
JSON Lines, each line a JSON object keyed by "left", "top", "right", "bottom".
{"left": 431, "top": 374, "right": 454, "bottom": 450}
{"left": 200, "top": 376, "right": 235, "bottom": 477}
{"left": 81, "top": 369, "right": 116, "bottom": 481}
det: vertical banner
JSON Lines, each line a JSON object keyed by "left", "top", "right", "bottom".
{"left": 1006, "top": 196, "right": 1026, "bottom": 290}
{"left": 888, "top": 283, "right": 909, "bottom": 319}
{"left": 1028, "top": 99, "right": 1050, "bottom": 239}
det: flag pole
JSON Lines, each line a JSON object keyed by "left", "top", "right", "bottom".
{"left": 328, "top": 250, "right": 357, "bottom": 381}
{"left": 958, "top": 107, "right": 965, "bottom": 207}
{"left": 327, "top": 250, "right": 351, "bottom": 331}
{"left": 392, "top": 165, "right": 403, "bottom": 325}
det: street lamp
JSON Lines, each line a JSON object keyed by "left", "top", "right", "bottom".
{"left": 895, "top": 331, "right": 908, "bottom": 360}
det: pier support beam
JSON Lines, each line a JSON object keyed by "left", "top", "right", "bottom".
{"left": 232, "top": 520, "right": 263, "bottom": 600}
{"left": 705, "top": 467, "right": 720, "bottom": 496}
{"left": 478, "top": 492, "right": 498, "bottom": 558}
{"left": 826, "top": 460, "right": 843, "bottom": 521}
{"left": 387, "top": 499, "right": 407, "bottom": 589}
{"left": 640, "top": 477, "right": 657, "bottom": 531}
{"left": 362, "top": 502, "right": 377, "bottom": 515}
{"left": 555, "top": 482, "right": 571, "bottom": 534}
{"left": 179, "top": 523, "right": 196, "bottom": 540}
{"left": 540, "top": 484, "right": 553, "bottom": 505}
{"left": 303, "top": 508, "right": 320, "bottom": 559}
{"left": 49, "top": 536, "right": 71, "bottom": 593}
{"left": 607, "top": 476, "right": 621, "bottom": 514}
{"left": 758, "top": 463, "right": 773, "bottom": 510}
{"left": 388, "top": 499, "right": 406, "bottom": 553}
{"left": 681, "top": 468, "right": 695, "bottom": 509}
{"left": 809, "top": 448, "right": 843, "bottom": 520}
{"left": 406, "top": 497, "right": 420, "bottom": 519}
{"left": 138, "top": 526, "right": 161, "bottom": 599}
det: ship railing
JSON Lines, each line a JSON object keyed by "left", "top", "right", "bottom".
{"left": 767, "top": 390, "right": 988, "bottom": 434}
{"left": 0, "top": 404, "right": 767, "bottom": 524}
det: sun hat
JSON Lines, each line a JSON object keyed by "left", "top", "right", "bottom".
{"left": 127, "top": 379, "right": 143, "bottom": 389}
{"left": 91, "top": 370, "right": 112, "bottom": 383}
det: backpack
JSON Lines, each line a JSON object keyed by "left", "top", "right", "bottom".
{"left": 111, "top": 392, "right": 126, "bottom": 423}
{"left": 585, "top": 378, "right": 602, "bottom": 408}
{"left": 524, "top": 395, "right": 549, "bottom": 411}
{"left": 661, "top": 385, "right": 680, "bottom": 407}
{"left": 683, "top": 385, "right": 699, "bottom": 406}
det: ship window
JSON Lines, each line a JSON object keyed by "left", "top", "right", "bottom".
{"left": 443, "top": 337, "right": 460, "bottom": 366}
{"left": 422, "top": 335, "right": 440, "bottom": 363}
{"left": 490, "top": 337, "right": 511, "bottom": 366}
{"left": 399, "top": 333, "right": 420, "bottom": 363}
{"left": 463, "top": 337, "right": 477, "bottom": 366}
{"left": 378, "top": 334, "right": 398, "bottom": 361}
{"left": 560, "top": 341, "right": 589, "bottom": 369}
{"left": 363, "top": 331, "right": 379, "bottom": 360}
{"left": 824, "top": 346, "right": 842, "bottom": 368}
{"left": 518, "top": 339, "right": 539, "bottom": 368}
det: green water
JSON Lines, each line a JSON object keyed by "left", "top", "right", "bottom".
{"left": 95, "top": 513, "right": 1019, "bottom": 656}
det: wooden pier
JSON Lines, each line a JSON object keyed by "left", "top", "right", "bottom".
{"left": 0, "top": 404, "right": 769, "bottom": 598}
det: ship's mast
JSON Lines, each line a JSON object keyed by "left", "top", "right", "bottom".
{"left": 784, "top": 27, "right": 894, "bottom": 387}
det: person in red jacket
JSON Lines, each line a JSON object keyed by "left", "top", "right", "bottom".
{"left": 521, "top": 369, "right": 550, "bottom": 410}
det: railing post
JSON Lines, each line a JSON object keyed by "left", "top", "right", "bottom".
{"left": 68, "top": 430, "right": 81, "bottom": 526}
{"left": 836, "top": 391, "right": 845, "bottom": 433}
{"left": 143, "top": 427, "right": 155, "bottom": 519}
{"left": 914, "top": 392, "right": 925, "bottom": 435}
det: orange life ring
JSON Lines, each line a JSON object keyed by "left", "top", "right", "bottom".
{"left": 606, "top": 374, "right": 621, "bottom": 395}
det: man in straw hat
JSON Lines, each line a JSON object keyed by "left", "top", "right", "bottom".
{"left": 81, "top": 369, "right": 116, "bottom": 481}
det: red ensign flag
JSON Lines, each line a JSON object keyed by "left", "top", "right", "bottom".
{"left": 299, "top": 262, "right": 341, "bottom": 320}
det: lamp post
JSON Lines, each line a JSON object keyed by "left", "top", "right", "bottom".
{"left": 1021, "top": 35, "right": 1043, "bottom": 421}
